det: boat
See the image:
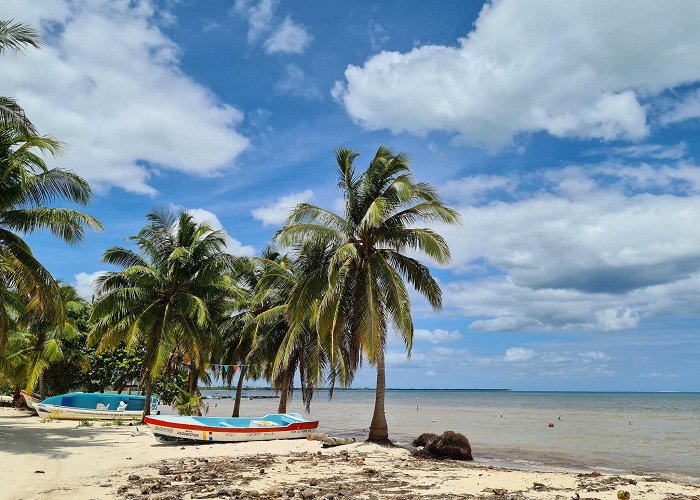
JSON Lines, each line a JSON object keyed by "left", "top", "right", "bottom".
{"left": 35, "top": 392, "right": 158, "bottom": 420}
{"left": 143, "top": 413, "right": 318, "bottom": 443}
{"left": 20, "top": 390, "right": 42, "bottom": 412}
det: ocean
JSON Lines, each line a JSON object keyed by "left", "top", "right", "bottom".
{"left": 194, "top": 389, "right": 700, "bottom": 480}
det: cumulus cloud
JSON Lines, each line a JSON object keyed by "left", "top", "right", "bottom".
{"left": 435, "top": 161, "right": 700, "bottom": 331}
{"left": 187, "top": 208, "right": 255, "bottom": 256}
{"left": 333, "top": 0, "right": 700, "bottom": 148}
{"left": 0, "top": 0, "right": 249, "bottom": 195}
{"left": 413, "top": 328, "right": 462, "bottom": 344}
{"left": 233, "top": 0, "right": 312, "bottom": 54}
{"left": 73, "top": 271, "right": 106, "bottom": 301}
{"left": 251, "top": 189, "right": 314, "bottom": 226}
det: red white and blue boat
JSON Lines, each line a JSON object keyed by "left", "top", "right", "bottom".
{"left": 143, "top": 413, "right": 318, "bottom": 443}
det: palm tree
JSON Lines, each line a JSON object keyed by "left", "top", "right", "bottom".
{"left": 276, "top": 147, "right": 459, "bottom": 442}
{"left": 0, "top": 127, "right": 102, "bottom": 349}
{"left": 0, "top": 19, "right": 41, "bottom": 134}
{"left": 89, "top": 209, "right": 236, "bottom": 420}
{"left": 10, "top": 284, "right": 87, "bottom": 398}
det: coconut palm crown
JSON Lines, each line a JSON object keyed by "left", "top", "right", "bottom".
{"left": 0, "top": 127, "right": 101, "bottom": 348}
{"left": 276, "top": 146, "right": 460, "bottom": 442}
{"left": 89, "top": 209, "right": 237, "bottom": 420}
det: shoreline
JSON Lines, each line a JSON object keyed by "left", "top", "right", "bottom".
{"left": 2, "top": 408, "right": 699, "bottom": 499}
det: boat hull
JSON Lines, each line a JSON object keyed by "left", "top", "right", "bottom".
{"left": 144, "top": 413, "right": 318, "bottom": 443}
{"left": 35, "top": 403, "right": 143, "bottom": 420}
{"left": 20, "top": 390, "right": 41, "bottom": 411}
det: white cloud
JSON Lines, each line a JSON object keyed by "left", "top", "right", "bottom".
{"left": 264, "top": 15, "right": 312, "bottom": 54}
{"left": 587, "top": 142, "right": 688, "bottom": 161}
{"left": 660, "top": 88, "right": 700, "bottom": 125}
{"left": 504, "top": 347, "right": 536, "bottom": 363}
{"left": 251, "top": 189, "right": 314, "bottom": 226}
{"left": 435, "top": 161, "right": 700, "bottom": 331}
{"left": 233, "top": 0, "right": 276, "bottom": 43}
{"left": 274, "top": 63, "right": 321, "bottom": 99}
{"left": 0, "top": 0, "right": 249, "bottom": 195}
{"left": 333, "top": 1, "right": 700, "bottom": 148}
{"left": 187, "top": 208, "right": 255, "bottom": 256}
{"left": 73, "top": 271, "right": 106, "bottom": 301}
{"left": 413, "top": 328, "right": 462, "bottom": 344}
{"left": 233, "top": 0, "right": 311, "bottom": 55}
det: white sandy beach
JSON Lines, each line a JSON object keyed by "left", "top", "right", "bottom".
{"left": 1, "top": 408, "right": 699, "bottom": 500}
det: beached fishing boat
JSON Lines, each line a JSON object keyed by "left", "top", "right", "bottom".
{"left": 35, "top": 392, "right": 157, "bottom": 420}
{"left": 20, "top": 390, "right": 41, "bottom": 412}
{"left": 143, "top": 413, "right": 318, "bottom": 443}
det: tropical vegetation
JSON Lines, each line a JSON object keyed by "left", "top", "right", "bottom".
{"left": 0, "top": 18, "right": 458, "bottom": 443}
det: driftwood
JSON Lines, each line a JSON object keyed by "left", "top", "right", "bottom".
{"left": 321, "top": 437, "right": 356, "bottom": 448}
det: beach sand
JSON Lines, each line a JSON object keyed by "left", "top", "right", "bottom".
{"left": 1, "top": 407, "right": 698, "bottom": 500}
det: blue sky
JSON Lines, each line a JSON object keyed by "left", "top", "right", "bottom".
{"left": 3, "top": 0, "right": 700, "bottom": 391}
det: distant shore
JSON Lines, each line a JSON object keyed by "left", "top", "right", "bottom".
{"left": 2, "top": 407, "right": 699, "bottom": 500}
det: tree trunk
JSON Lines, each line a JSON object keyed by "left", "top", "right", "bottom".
{"left": 277, "top": 367, "right": 292, "bottom": 414}
{"left": 368, "top": 350, "right": 389, "bottom": 443}
{"left": 187, "top": 363, "right": 199, "bottom": 395}
{"left": 141, "top": 377, "right": 152, "bottom": 423}
{"left": 39, "top": 373, "right": 46, "bottom": 399}
{"left": 232, "top": 366, "right": 246, "bottom": 417}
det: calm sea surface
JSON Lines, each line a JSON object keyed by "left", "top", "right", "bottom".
{"left": 191, "top": 389, "right": 700, "bottom": 479}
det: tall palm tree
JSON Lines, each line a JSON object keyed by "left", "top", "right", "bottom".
{"left": 0, "top": 127, "right": 101, "bottom": 348}
{"left": 0, "top": 19, "right": 41, "bottom": 134}
{"left": 89, "top": 209, "right": 236, "bottom": 420}
{"left": 277, "top": 147, "right": 459, "bottom": 442}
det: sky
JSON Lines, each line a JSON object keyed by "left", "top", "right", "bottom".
{"left": 2, "top": 0, "right": 700, "bottom": 391}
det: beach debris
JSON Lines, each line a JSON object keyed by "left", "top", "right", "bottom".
{"left": 482, "top": 487, "right": 508, "bottom": 495}
{"left": 33, "top": 470, "right": 45, "bottom": 474}
{"left": 322, "top": 436, "right": 356, "bottom": 448}
{"left": 617, "top": 490, "right": 631, "bottom": 499}
{"left": 578, "top": 471, "right": 602, "bottom": 477}
{"left": 412, "top": 432, "right": 438, "bottom": 447}
{"left": 355, "top": 458, "right": 365, "bottom": 466}
{"left": 423, "top": 431, "right": 473, "bottom": 461}
{"left": 307, "top": 432, "right": 329, "bottom": 441}
{"left": 548, "top": 422, "right": 555, "bottom": 427}
{"left": 117, "top": 485, "right": 129, "bottom": 494}
{"left": 340, "top": 450, "right": 349, "bottom": 461}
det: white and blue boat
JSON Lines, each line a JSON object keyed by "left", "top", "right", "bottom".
{"left": 144, "top": 413, "right": 318, "bottom": 443}
{"left": 35, "top": 392, "right": 157, "bottom": 420}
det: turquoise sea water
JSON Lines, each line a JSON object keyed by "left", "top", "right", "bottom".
{"left": 193, "top": 389, "right": 700, "bottom": 480}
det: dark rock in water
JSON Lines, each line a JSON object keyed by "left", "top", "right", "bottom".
{"left": 413, "top": 433, "right": 439, "bottom": 447}
{"left": 424, "top": 431, "right": 473, "bottom": 461}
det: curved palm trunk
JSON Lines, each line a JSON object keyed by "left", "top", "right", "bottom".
{"left": 277, "top": 367, "right": 293, "bottom": 414}
{"left": 232, "top": 365, "right": 246, "bottom": 417}
{"left": 368, "top": 350, "right": 389, "bottom": 443}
